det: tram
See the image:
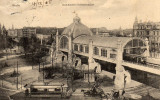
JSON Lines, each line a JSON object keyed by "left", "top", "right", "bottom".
{"left": 25, "top": 82, "right": 68, "bottom": 98}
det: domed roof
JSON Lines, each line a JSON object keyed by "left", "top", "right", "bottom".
{"left": 62, "top": 15, "right": 93, "bottom": 39}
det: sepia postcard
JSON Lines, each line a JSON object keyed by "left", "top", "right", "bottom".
{"left": 0, "top": 0, "right": 160, "bottom": 100}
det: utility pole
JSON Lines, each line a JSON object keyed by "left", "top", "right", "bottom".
{"left": 17, "top": 61, "right": 18, "bottom": 90}
{"left": 21, "top": 76, "right": 22, "bottom": 90}
{"left": 32, "top": 52, "right": 34, "bottom": 70}
{"left": 72, "top": 65, "right": 74, "bottom": 91}
{"left": 52, "top": 57, "right": 53, "bottom": 67}
{"left": 62, "top": 60, "right": 63, "bottom": 72}
{"left": 43, "top": 62, "right": 44, "bottom": 82}
{"left": 55, "top": 57, "right": 57, "bottom": 68}
{"left": 51, "top": 43, "right": 54, "bottom": 70}
{"left": 32, "top": 38, "right": 34, "bottom": 69}
{"left": 88, "top": 64, "right": 90, "bottom": 83}
{"left": 39, "top": 62, "right": 40, "bottom": 72}
{"left": 39, "top": 58, "right": 40, "bottom": 72}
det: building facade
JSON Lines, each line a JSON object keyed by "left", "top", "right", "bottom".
{"left": 8, "top": 28, "right": 23, "bottom": 38}
{"left": 17, "top": 29, "right": 23, "bottom": 38}
{"left": 53, "top": 15, "right": 149, "bottom": 93}
{"left": 8, "top": 29, "right": 17, "bottom": 37}
{"left": 133, "top": 17, "right": 160, "bottom": 58}
{"left": 22, "top": 27, "right": 36, "bottom": 38}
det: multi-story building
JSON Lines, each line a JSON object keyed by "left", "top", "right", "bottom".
{"left": 17, "top": 29, "right": 23, "bottom": 38}
{"left": 8, "top": 29, "right": 17, "bottom": 38}
{"left": 8, "top": 29, "right": 23, "bottom": 38}
{"left": 22, "top": 27, "right": 36, "bottom": 38}
{"left": 133, "top": 17, "right": 160, "bottom": 58}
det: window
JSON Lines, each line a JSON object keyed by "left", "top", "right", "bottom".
{"left": 93, "top": 47, "right": 99, "bottom": 55}
{"left": 60, "top": 36, "right": 68, "bottom": 49}
{"left": 80, "top": 45, "right": 83, "bottom": 52}
{"left": 74, "top": 44, "right": 78, "bottom": 51}
{"left": 156, "top": 31, "right": 159, "bottom": 36}
{"left": 85, "top": 46, "right": 89, "bottom": 53}
{"left": 125, "top": 49, "right": 130, "bottom": 54}
{"left": 110, "top": 54, "right": 116, "bottom": 58}
{"left": 101, "top": 49, "right": 107, "bottom": 57}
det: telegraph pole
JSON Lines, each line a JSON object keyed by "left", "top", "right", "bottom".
{"left": 88, "top": 63, "right": 90, "bottom": 83}
{"left": 21, "top": 76, "right": 22, "bottom": 90}
{"left": 39, "top": 62, "right": 40, "bottom": 72}
{"left": 32, "top": 52, "right": 33, "bottom": 69}
{"left": 52, "top": 57, "right": 53, "bottom": 68}
{"left": 17, "top": 61, "right": 18, "bottom": 90}
{"left": 32, "top": 38, "right": 34, "bottom": 69}
{"left": 51, "top": 51, "right": 53, "bottom": 69}
{"left": 43, "top": 62, "right": 44, "bottom": 82}
{"left": 72, "top": 64, "right": 74, "bottom": 91}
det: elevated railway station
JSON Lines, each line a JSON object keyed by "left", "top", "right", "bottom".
{"left": 51, "top": 15, "right": 160, "bottom": 92}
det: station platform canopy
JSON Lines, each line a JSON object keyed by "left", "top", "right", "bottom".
{"left": 73, "top": 35, "right": 146, "bottom": 49}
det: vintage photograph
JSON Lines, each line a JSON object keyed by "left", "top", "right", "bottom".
{"left": 0, "top": 0, "right": 160, "bottom": 100}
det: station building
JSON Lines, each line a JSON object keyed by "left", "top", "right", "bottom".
{"left": 53, "top": 15, "right": 149, "bottom": 91}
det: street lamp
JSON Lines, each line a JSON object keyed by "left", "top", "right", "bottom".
{"left": 43, "top": 62, "right": 44, "bottom": 82}
{"left": 16, "top": 60, "right": 19, "bottom": 90}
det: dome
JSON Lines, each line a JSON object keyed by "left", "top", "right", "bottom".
{"left": 62, "top": 15, "right": 93, "bottom": 39}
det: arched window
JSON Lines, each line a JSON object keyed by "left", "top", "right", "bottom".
{"left": 85, "top": 46, "right": 89, "bottom": 53}
{"left": 101, "top": 49, "right": 107, "bottom": 57}
{"left": 80, "top": 45, "right": 83, "bottom": 52}
{"left": 93, "top": 47, "right": 99, "bottom": 55}
{"left": 74, "top": 44, "right": 78, "bottom": 51}
{"left": 60, "top": 36, "right": 68, "bottom": 49}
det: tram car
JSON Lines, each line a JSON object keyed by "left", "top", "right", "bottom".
{"left": 25, "top": 82, "right": 68, "bottom": 98}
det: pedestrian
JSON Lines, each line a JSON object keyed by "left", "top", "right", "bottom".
{"left": 25, "top": 88, "right": 29, "bottom": 97}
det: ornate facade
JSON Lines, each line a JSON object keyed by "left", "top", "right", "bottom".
{"left": 54, "top": 15, "right": 149, "bottom": 94}
{"left": 133, "top": 17, "right": 160, "bottom": 58}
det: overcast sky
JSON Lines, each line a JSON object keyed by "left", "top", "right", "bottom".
{"left": 0, "top": 0, "right": 160, "bottom": 29}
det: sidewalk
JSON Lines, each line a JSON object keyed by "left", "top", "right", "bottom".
{"left": 100, "top": 70, "right": 160, "bottom": 99}
{"left": 0, "top": 54, "right": 22, "bottom": 62}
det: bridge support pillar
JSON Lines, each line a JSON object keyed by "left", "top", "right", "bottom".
{"left": 86, "top": 39, "right": 95, "bottom": 83}
{"left": 114, "top": 40, "right": 125, "bottom": 97}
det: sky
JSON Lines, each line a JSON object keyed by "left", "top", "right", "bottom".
{"left": 0, "top": 0, "right": 160, "bottom": 29}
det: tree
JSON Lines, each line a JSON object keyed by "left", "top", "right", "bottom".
{"left": 19, "top": 37, "right": 30, "bottom": 56}
{"left": 46, "top": 36, "right": 54, "bottom": 45}
{"left": 0, "top": 34, "right": 5, "bottom": 50}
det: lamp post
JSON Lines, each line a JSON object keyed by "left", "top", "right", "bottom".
{"left": 55, "top": 57, "right": 57, "bottom": 68}
{"left": 88, "top": 62, "right": 90, "bottom": 84}
{"left": 32, "top": 51, "right": 33, "bottom": 69}
{"left": 43, "top": 62, "right": 44, "bottom": 82}
{"left": 39, "top": 62, "right": 40, "bottom": 72}
{"left": 52, "top": 54, "right": 53, "bottom": 69}
{"left": 16, "top": 60, "right": 18, "bottom": 90}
